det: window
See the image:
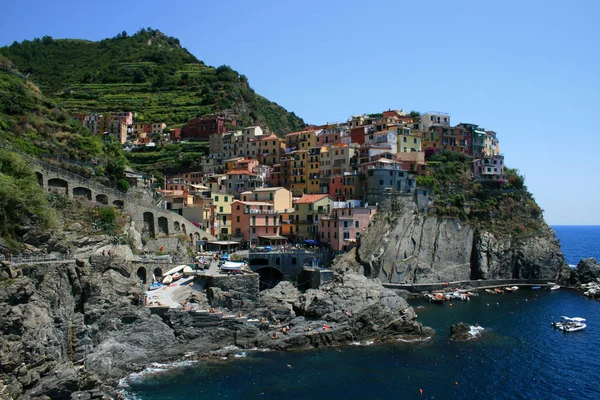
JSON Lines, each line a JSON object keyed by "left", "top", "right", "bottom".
{"left": 252, "top": 227, "right": 256, "bottom": 233}
{"left": 344, "top": 232, "right": 350, "bottom": 240}
{"left": 269, "top": 193, "right": 273, "bottom": 200}
{"left": 379, "top": 180, "right": 383, "bottom": 185}
{"left": 215, "top": 196, "right": 219, "bottom": 202}
{"left": 403, "top": 137, "right": 407, "bottom": 142}
{"left": 265, "top": 216, "right": 269, "bottom": 225}
{"left": 344, "top": 221, "right": 348, "bottom": 228}
{"left": 252, "top": 216, "right": 256, "bottom": 225}
{"left": 236, "top": 205, "right": 240, "bottom": 210}
{"left": 224, "top": 196, "right": 228, "bottom": 202}
{"left": 219, "top": 206, "right": 223, "bottom": 212}
{"left": 355, "top": 220, "right": 359, "bottom": 228}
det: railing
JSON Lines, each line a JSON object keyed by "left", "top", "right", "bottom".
{"left": 9, "top": 254, "right": 74, "bottom": 265}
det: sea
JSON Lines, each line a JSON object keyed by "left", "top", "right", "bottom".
{"left": 123, "top": 226, "right": 600, "bottom": 400}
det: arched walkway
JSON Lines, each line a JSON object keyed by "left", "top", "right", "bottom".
{"left": 136, "top": 267, "right": 147, "bottom": 284}
{"left": 174, "top": 221, "right": 181, "bottom": 232}
{"left": 73, "top": 187, "right": 92, "bottom": 200}
{"left": 158, "top": 216, "right": 169, "bottom": 235}
{"left": 153, "top": 267, "right": 163, "bottom": 280}
{"left": 48, "top": 178, "right": 68, "bottom": 195}
{"left": 35, "top": 171, "right": 43, "bottom": 186}
{"left": 96, "top": 194, "right": 109, "bottom": 205}
{"left": 143, "top": 212, "right": 155, "bottom": 238}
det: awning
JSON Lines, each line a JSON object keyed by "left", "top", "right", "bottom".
{"left": 258, "top": 235, "right": 288, "bottom": 240}
{"left": 208, "top": 240, "right": 242, "bottom": 245}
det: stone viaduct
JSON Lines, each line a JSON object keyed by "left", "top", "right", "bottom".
{"left": 32, "top": 160, "right": 216, "bottom": 243}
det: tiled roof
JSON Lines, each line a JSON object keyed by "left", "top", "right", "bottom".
{"left": 226, "top": 170, "right": 255, "bottom": 175}
{"left": 294, "top": 194, "right": 329, "bottom": 204}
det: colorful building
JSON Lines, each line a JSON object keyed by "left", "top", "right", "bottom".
{"left": 230, "top": 201, "right": 283, "bottom": 244}
{"left": 320, "top": 203, "right": 377, "bottom": 251}
{"left": 292, "top": 194, "right": 334, "bottom": 242}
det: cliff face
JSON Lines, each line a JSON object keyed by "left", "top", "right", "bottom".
{"left": 356, "top": 209, "right": 569, "bottom": 284}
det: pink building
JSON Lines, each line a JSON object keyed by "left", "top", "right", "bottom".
{"left": 230, "top": 200, "right": 284, "bottom": 245}
{"left": 319, "top": 204, "right": 377, "bottom": 251}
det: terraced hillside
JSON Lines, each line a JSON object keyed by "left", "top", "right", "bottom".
{"left": 0, "top": 28, "right": 305, "bottom": 134}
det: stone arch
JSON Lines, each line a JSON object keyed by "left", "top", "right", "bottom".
{"left": 182, "top": 224, "right": 187, "bottom": 234}
{"left": 96, "top": 193, "right": 109, "bottom": 204}
{"left": 189, "top": 233, "right": 193, "bottom": 242}
{"left": 143, "top": 212, "right": 155, "bottom": 238}
{"left": 158, "top": 216, "right": 169, "bottom": 235}
{"left": 136, "top": 267, "right": 147, "bottom": 284}
{"left": 113, "top": 200, "right": 124, "bottom": 208}
{"left": 255, "top": 266, "right": 285, "bottom": 291}
{"left": 174, "top": 221, "right": 181, "bottom": 232}
{"left": 73, "top": 187, "right": 92, "bottom": 200}
{"left": 48, "top": 178, "right": 68, "bottom": 195}
{"left": 153, "top": 267, "right": 163, "bottom": 280}
{"left": 35, "top": 171, "right": 43, "bottom": 187}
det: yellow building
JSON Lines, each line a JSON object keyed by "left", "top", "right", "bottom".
{"left": 212, "top": 192, "right": 234, "bottom": 238}
{"left": 396, "top": 127, "right": 423, "bottom": 153}
{"left": 240, "top": 187, "right": 292, "bottom": 211}
{"left": 289, "top": 150, "right": 308, "bottom": 196}
{"left": 253, "top": 134, "right": 285, "bottom": 166}
{"left": 224, "top": 157, "right": 244, "bottom": 173}
{"left": 285, "top": 129, "right": 317, "bottom": 151}
{"left": 307, "top": 147, "right": 321, "bottom": 194}
{"left": 292, "top": 194, "right": 333, "bottom": 241}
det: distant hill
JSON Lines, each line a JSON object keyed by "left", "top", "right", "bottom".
{"left": 0, "top": 28, "right": 305, "bottom": 134}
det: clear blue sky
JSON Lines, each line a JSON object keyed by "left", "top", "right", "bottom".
{"left": 1, "top": 0, "right": 599, "bottom": 225}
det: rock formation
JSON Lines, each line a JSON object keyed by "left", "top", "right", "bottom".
{"left": 450, "top": 322, "right": 484, "bottom": 341}
{"left": 568, "top": 258, "right": 600, "bottom": 285}
{"left": 355, "top": 208, "right": 569, "bottom": 284}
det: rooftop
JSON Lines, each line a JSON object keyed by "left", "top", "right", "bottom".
{"left": 294, "top": 194, "right": 329, "bottom": 204}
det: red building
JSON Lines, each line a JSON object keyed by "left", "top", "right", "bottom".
{"left": 181, "top": 114, "right": 237, "bottom": 140}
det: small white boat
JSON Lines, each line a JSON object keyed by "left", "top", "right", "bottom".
{"left": 552, "top": 316, "right": 587, "bottom": 332}
{"left": 511, "top": 286, "right": 519, "bottom": 291}
{"left": 164, "top": 264, "right": 188, "bottom": 276}
{"left": 220, "top": 261, "right": 245, "bottom": 271}
{"left": 549, "top": 285, "right": 560, "bottom": 291}
{"left": 162, "top": 275, "right": 173, "bottom": 285}
{"left": 172, "top": 272, "right": 183, "bottom": 281}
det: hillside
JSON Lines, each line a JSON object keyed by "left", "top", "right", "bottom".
{"left": 0, "top": 28, "right": 305, "bottom": 134}
{"left": 0, "top": 57, "right": 128, "bottom": 187}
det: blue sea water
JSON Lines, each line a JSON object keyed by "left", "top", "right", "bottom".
{"left": 125, "top": 227, "right": 600, "bottom": 400}
{"left": 552, "top": 225, "right": 600, "bottom": 266}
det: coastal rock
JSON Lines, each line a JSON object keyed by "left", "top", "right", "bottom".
{"left": 450, "top": 322, "right": 483, "bottom": 341}
{"left": 356, "top": 212, "right": 569, "bottom": 283}
{"left": 568, "top": 258, "right": 600, "bottom": 285}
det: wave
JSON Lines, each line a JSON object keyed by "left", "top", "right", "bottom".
{"left": 397, "top": 336, "right": 432, "bottom": 343}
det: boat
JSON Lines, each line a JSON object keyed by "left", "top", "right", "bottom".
{"left": 149, "top": 282, "right": 164, "bottom": 291}
{"left": 485, "top": 289, "right": 496, "bottom": 294}
{"left": 183, "top": 266, "right": 193, "bottom": 274}
{"left": 427, "top": 294, "right": 444, "bottom": 304}
{"left": 494, "top": 288, "right": 504, "bottom": 294}
{"left": 172, "top": 272, "right": 183, "bottom": 281}
{"left": 511, "top": 286, "right": 519, "bottom": 291}
{"left": 163, "top": 264, "right": 188, "bottom": 276}
{"left": 504, "top": 287, "right": 514, "bottom": 292}
{"left": 531, "top": 286, "right": 541, "bottom": 290}
{"left": 552, "top": 316, "right": 587, "bottom": 332}
{"left": 162, "top": 275, "right": 173, "bottom": 285}
{"left": 548, "top": 284, "right": 560, "bottom": 291}
{"left": 220, "top": 261, "right": 245, "bottom": 271}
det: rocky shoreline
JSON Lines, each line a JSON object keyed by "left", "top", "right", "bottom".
{"left": 0, "top": 251, "right": 433, "bottom": 399}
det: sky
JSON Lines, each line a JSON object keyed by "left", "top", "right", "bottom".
{"left": 1, "top": 0, "right": 599, "bottom": 225}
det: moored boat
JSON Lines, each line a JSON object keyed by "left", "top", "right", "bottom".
{"left": 552, "top": 316, "right": 587, "bottom": 332}
{"left": 172, "top": 272, "right": 183, "bottom": 281}
{"left": 494, "top": 288, "right": 504, "bottom": 294}
{"left": 149, "top": 282, "right": 164, "bottom": 291}
{"left": 531, "top": 286, "right": 541, "bottom": 290}
{"left": 548, "top": 284, "right": 560, "bottom": 291}
{"left": 485, "top": 289, "right": 496, "bottom": 294}
{"left": 511, "top": 286, "right": 519, "bottom": 291}
{"left": 504, "top": 287, "right": 513, "bottom": 292}
{"left": 162, "top": 275, "right": 173, "bottom": 285}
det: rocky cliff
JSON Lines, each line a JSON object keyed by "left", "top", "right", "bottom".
{"left": 355, "top": 204, "right": 569, "bottom": 284}
{"left": 0, "top": 252, "right": 432, "bottom": 399}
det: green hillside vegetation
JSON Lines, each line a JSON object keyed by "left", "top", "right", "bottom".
{"left": 0, "top": 149, "right": 58, "bottom": 241}
{"left": 0, "top": 28, "right": 305, "bottom": 134}
{"left": 0, "top": 58, "right": 128, "bottom": 188}
{"left": 418, "top": 150, "right": 543, "bottom": 236}
{"left": 125, "top": 142, "right": 209, "bottom": 182}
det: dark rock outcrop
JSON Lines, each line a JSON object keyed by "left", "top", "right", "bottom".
{"left": 450, "top": 322, "right": 483, "bottom": 341}
{"left": 568, "top": 258, "right": 600, "bottom": 285}
{"left": 355, "top": 210, "right": 569, "bottom": 284}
